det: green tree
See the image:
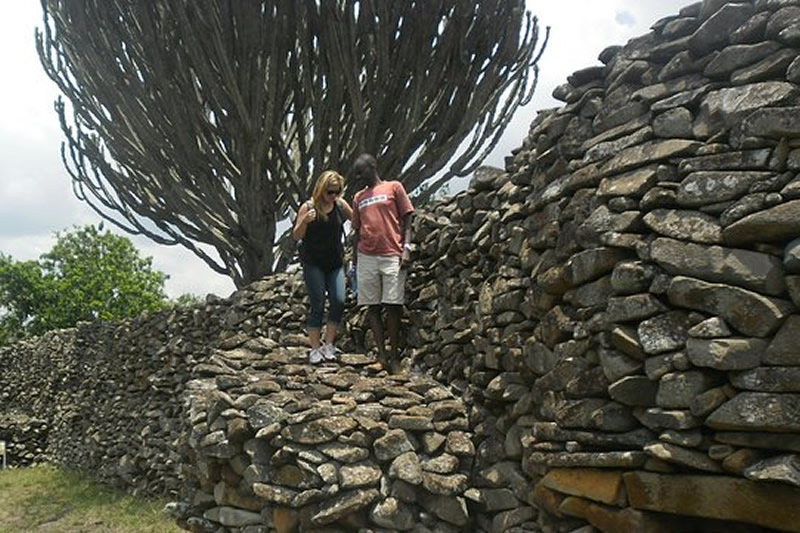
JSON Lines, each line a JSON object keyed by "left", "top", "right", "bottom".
{"left": 170, "top": 293, "right": 204, "bottom": 308}
{"left": 0, "top": 225, "right": 168, "bottom": 344}
{"left": 37, "top": 0, "right": 548, "bottom": 285}
{"left": 0, "top": 255, "right": 49, "bottom": 343}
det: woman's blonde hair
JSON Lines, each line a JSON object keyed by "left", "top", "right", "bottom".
{"left": 310, "top": 170, "right": 344, "bottom": 221}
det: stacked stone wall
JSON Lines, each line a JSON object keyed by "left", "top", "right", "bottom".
{"left": 405, "top": 1, "right": 800, "bottom": 531}
{"left": 0, "top": 273, "right": 310, "bottom": 496}
{"left": 0, "top": 303, "right": 221, "bottom": 495}
{"left": 178, "top": 345, "right": 475, "bottom": 533}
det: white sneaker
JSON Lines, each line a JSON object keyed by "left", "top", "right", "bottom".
{"left": 308, "top": 347, "right": 324, "bottom": 364}
{"left": 321, "top": 343, "right": 338, "bottom": 361}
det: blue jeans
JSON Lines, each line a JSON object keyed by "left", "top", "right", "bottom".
{"left": 303, "top": 263, "right": 345, "bottom": 329}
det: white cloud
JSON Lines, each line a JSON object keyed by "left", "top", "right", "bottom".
{"left": 484, "top": 0, "right": 692, "bottom": 168}
{"left": 615, "top": 10, "right": 637, "bottom": 27}
{"left": 0, "top": 1, "right": 691, "bottom": 298}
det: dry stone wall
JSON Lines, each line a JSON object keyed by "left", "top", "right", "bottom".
{"left": 0, "top": 274, "right": 311, "bottom": 495}
{"left": 405, "top": 0, "right": 800, "bottom": 531}
{"left": 4, "top": 0, "right": 800, "bottom": 532}
{"left": 178, "top": 345, "right": 475, "bottom": 533}
{"left": 0, "top": 300, "right": 226, "bottom": 494}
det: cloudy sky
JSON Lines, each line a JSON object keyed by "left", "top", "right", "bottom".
{"left": 0, "top": 1, "right": 691, "bottom": 298}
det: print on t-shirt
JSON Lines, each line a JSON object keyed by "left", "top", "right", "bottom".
{"left": 358, "top": 194, "right": 388, "bottom": 210}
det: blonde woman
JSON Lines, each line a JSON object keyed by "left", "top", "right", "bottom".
{"left": 293, "top": 170, "right": 353, "bottom": 363}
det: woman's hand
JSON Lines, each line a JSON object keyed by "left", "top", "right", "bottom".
{"left": 293, "top": 203, "right": 315, "bottom": 241}
{"left": 305, "top": 208, "right": 317, "bottom": 224}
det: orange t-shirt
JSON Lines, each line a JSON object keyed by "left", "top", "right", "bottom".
{"left": 352, "top": 181, "right": 415, "bottom": 256}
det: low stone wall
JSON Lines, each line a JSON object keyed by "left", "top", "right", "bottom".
{"left": 178, "top": 345, "right": 476, "bottom": 533}
{"left": 0, "top": 273, "right": 312, "bottom": 496}
{"left": 0, "top": 306, "right": 224, "bottom": 494}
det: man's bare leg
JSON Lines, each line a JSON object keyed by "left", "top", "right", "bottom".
{"left": 386, "top": 305, "right": 402, "bottom": 356}
{"left": 386, "top": 304, "right": 403, "bottom": 373}
{"left": 367, "top": 305, "right": 387, "bottom": 363}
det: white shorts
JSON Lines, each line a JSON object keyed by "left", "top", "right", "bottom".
{"left": 357, "top": 252, "right": 406, "bottom": 306}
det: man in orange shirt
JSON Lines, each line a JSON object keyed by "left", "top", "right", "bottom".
{"left": 351, "top": 153, "right": 414, "bottom": 372}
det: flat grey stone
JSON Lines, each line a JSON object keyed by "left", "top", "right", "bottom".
{"left": 599, "top": 348, "right": 644, "bottom": 382}
{"left": 694, "top": 81, "right": 799, "bottom": 137}
{"left": 638, "top": 311, "right": 693, "bottom": 354}
{"left": 478, "top": 487, "right": 520, "bottom": 511}
{"left": 388, "top": 451, "right": 423, "bottom": 486}
{"left": 763, "top": 315, "right": 800, "bottom": 365}
{"left": 723, "top": 199, "right": 800, "bottom": 244}
{"left": 745, "top": 454, "right": 800, "bottom": 487}
{"left": 643, "top": 209, "right": 722, "bottom": 243}
{"left": 247, "top": 401, "right": 288, "bottom": 429}
{"left": 645, "top": 442, "right": 723, "bottom": 472}
{"left": 715, "top": 431, "right": 800, "bottom": 453}
{"left": 607, "top": 294, "right": 668, "bottom": 323}
{"left": 491, "top": 506, "right": 537, "bottom": 533}
{"left": 611, "top": 261, "right": 659, "bottom": 295}
{"left": 446, "top": 431, "right": 476, "bottom": 456}
{"left": 687, "top": 337, "right": 767, "bottom": 370}
{"left": 374, "top": 429, "right": 414, "bottom": 461}
{"left": 653, "top": 107, "right": 694, "bottom": 138}
{"left": 668, "top": 276, "right": 794, "bottom": 336}
{"left": 742, "top": 106, "right": 800, "bottom": 138}
{"left": 420, "top": 494, "right": 470, "bottom": 527}
{"left": 525, "top": 451, "right": 648, "bottom": 469}
{"left": 688, "top": 317, "right": 731, "bottom": 338}
{"left": 703, "top": 41, "right": 783, "bottom": 78}
{"left": 600, "top": 139, "right": 701, "bottom": 176}
{"left": 707, "top": 392, "right": 800, "bottom": 432}
{"left": 677, "top": 171, "right": 772, "bottom": 207}
{"left": 252, "top": 483, "right": 298, "bottom": 506}
{"left": 422, "top": 472, "right": 468, "bottom": 496}
{"left": 731, "top": 48, "right": 799, "bottom": 84}
{"left": 785, "top": 237, "right": 800, "bottom": 272}
{"left": 319, "top": 442, "right": 369, "bottom": 464}
{"left": 634, "top": 407, "right": 702, "bottom": 430}
{"left": 657, "top": 371, "right": 722, "bottom": 408}
{"left": 645, "top": 353, "right": 676, "bottom": 381}
{"left": 203, "top": 507, "right": 262, "bottom": 527}
{"left": 583, "top": 127, "right": 654, "bottom": 166}
{"left": 608, "top": 376, "right": 658, "bottom": 406}
{"left": 690, "top": 386, "right": 731, "bottom": 417}
{"left": 731, "top": 367, "right": 800, "bottom": 392}
{"left": 370, "top": 497, "right": 416, "bottom": 530}
{"left": 766, "top": 6, "right": 800, "bottom": 38}
{"left": 285, "top": 415, "right": 358, "bottom": 445}
{"left": 650, "top": 237, "right": 785, "bottom": 295}
{"left": 421, "top": 453, "right": 460, "bottom": 474}
{"left": 597, "top": 166, "right": 658, "bottom": 197}
{"left": 388, "top": 414, "right": 434, "bottom": 431}
{"left": 678, "top": 149, "right": 772, "bottom": 173}
{"left": 339, "top": 463, "right": 381, "bottom": 489}
{"left": 310, "top": 489, "right": 380, "bottom": 526}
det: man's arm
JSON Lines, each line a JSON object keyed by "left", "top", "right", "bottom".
{"left": 394, "top": 182, "right": 415, "bottom": 263}
{"left": 401, "top": 212, "right": 413, "bottom": 264}
{"left": 351, "top": 193, "right": 361, "bottom": 264}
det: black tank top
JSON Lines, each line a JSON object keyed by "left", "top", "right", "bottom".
{"left": 301, "top": 202, "right": 344, "bottom": 271}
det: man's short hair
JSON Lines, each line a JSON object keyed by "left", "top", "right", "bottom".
{"left": 352, "top": 153, "right": 378, "bottom": 182}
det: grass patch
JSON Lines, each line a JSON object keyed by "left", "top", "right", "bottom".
{"left": 0, "top": 465, "right": 183, "bottom": 532}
